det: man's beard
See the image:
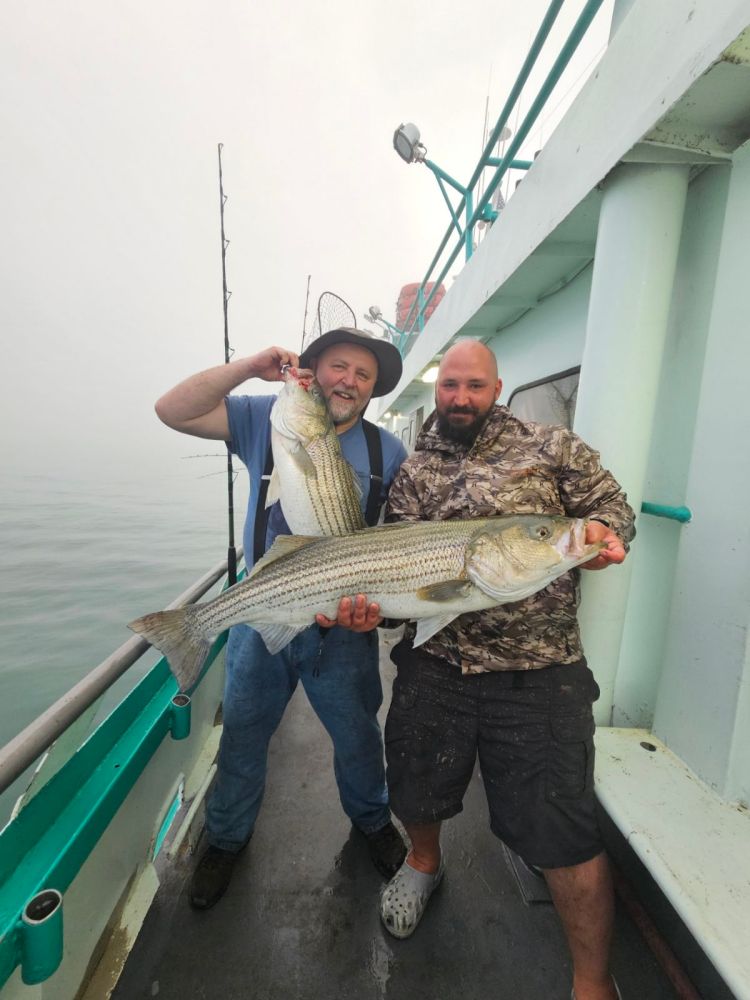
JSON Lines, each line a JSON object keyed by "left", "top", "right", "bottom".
{"left": 327, "top": 391, "right": 363, "bottom": 426}
{"left": 436, "top": 405, "right": 491, "bottom": 444}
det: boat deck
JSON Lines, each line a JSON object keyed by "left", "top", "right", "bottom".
{"left": 113, "top": 639, "right": 676, "bottom": 1000}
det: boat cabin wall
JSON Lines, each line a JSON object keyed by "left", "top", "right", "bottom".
{"left": 391, "top": 150, "right": 749, "bottom": 804}
{"left": 383, "top": 271, "right": 592, "bottom": 450}
{"left": 493, "top": 154, "right": 749, "bottom": 804}
{"left": 613, "top": 163, "right": 733, "bottom": 735}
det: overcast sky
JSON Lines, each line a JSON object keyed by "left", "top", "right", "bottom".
{"left": 1, "top": 0, "right": 614, "bottom": 481}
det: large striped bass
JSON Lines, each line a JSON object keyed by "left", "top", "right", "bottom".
{"left": 129, "top": 515, "right": 602, "bottom": 692}
{"left": 268, "top": 366, "right": 364, "bottom": 535}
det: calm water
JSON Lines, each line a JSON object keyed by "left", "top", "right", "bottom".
{"left": 0, "top": 468, "right": 249, "bottom": 823}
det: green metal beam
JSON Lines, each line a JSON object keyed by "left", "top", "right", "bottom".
{"left": 640, "top": 502, "right": 692, "bottom": 523}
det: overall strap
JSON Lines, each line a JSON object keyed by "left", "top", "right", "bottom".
{"left": 253, "top": 441, "right": 275, "bottom": 564}
{"left": 362, "top": 419, "right": 384, "bottom": 527}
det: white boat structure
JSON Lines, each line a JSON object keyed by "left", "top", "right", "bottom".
{"left": 1, "top": 1, "right": 749, "bottom": 997}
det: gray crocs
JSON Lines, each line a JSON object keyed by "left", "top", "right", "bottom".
{"left": 380, "top": 858, "right": 444, "bottom": 939}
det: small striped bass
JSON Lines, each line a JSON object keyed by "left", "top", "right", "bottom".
{"left": 268, "top": 366, "right": 364, "bottom": 535}
{"left": 129, "top": 515, "right": 602, "bottom": 691}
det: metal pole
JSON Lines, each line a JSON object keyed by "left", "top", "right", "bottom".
{"left": 574, "top": 162, "right": 690, "bottom": 725}
{"left": 217, "top": 143, "right": 237, "bottom": 586}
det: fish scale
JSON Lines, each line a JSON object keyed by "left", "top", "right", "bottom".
{"left": 190, "top": 518, "right": 541, "bottom": 628}
{"left": 129, "top": 515, "right": 601, "bottom": 691}
{"left": 305, "top": 435, "right": 362, "bottom": 534}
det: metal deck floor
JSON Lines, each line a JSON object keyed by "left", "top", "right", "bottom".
{"left": 113, "top": 642, "right": 676, "bottom": 1000}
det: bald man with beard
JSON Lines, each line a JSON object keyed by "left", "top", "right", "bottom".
{"left": 348, "top": 341, "right": 634, "bottom": 1000}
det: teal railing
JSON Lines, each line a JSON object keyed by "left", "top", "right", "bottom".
{"left": 392, "top": 0, "right": 607, "bottom": 357}
{"left": 640, "top": 503, "right": 692, "bottom": 524}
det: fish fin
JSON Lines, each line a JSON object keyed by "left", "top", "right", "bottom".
{"left": 416, "top": 579, "right": 474, "bottom": 602}
{"left": 128, "top": 607, "right": 210, "bottom": 692}
{"left": 271, "top": 425, "right": 318, "bottom": 477}
{"left": 288, "top": 442, "right": 317, "bottom": 477}
{"left": 248, "top": 534, "right": 319, "bottom": 578}
{"left": 254, "top": 622, "right": 309, "bottom": 655}
{"left": 413, "top": 614, "right": 460, "bottom": 647}
{"left": 265, "top": 468, "right": 281, "bottom": 507}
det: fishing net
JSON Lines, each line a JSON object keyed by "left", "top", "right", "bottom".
{"left": 303, "top": 292, "right": 357, "bottom": 350}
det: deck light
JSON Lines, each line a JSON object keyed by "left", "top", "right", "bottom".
{"left": 392, "top": 123, "right": 515, "bottom": 267}
{"left": 364, "top": 306, "right": 402, "bottom": 345}
{"left": 421, "top": 365, "right": 439, "bottom": 383}
{"left": 393, "top": 123, "right": 426, "bottom": 163}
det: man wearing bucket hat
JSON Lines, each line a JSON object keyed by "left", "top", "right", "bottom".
{"left": 155, "top": 328, "right": 408, "bottom": 909}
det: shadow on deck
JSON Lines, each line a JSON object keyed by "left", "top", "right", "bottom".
{"left": 113, "top": 635, "right": 675, "bottom": 1000}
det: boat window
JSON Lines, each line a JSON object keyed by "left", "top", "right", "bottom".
{"left": 507, "top": 367, "right": 580, "bottom": 430}
{"left": 398, "top": 407, "right": 424, "bottom": 453}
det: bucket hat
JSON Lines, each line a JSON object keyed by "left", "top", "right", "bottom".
{"left": 299, "top": 327, "right": 402, "bottom": 398}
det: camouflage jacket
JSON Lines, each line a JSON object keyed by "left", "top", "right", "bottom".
{"left": 385, "top": 405, "right": 636, "bottom": 674}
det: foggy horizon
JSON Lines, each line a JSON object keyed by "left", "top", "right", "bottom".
{"left": 1, "top": 0, "right": 614, "bottom": 482}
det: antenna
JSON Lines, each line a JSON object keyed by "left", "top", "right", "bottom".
{"left": 301, "top": 274, "right": 311, "bottom": 351}
{"left": 478, "top": 63, "right": 493, "bottom": 206}
{"left": 217, "top": 143, "right": 237, "bottom": 586}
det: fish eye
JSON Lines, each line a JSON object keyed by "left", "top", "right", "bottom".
{"left": 536, "top": 525, "right": 551, "bottom": 539}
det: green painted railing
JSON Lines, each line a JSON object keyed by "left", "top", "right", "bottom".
{"left": 0, "top": 635, "right": 228, "bottom": 987}
{"left": 395, "top": 0, "right": 607, "bottom": 354}
{"left": 0, "top": 553, "right": 245, "bottom": 988}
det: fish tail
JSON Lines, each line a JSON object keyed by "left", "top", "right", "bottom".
{"left": 128, "top": 606, "right": 210, "bottom": 692}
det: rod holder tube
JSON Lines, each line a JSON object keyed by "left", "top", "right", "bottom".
{"left": 168, "top": 694, "right": 192, "bottom": 741}
{"left": 19, "top": 889, "right": 63, "bottom": 984}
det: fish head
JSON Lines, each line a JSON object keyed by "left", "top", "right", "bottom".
{"left": 465, "top": 515, "right": 604, "bottom": 602}
{"left": 271, "top": 368, "right": 333, "bottom": 443}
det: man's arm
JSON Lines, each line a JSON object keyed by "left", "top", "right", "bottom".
{"left": 155, "top": 346, "right": 299, "bottom": 440}
{"left": 558, "top": 431, "right": 636, "bottom": 571}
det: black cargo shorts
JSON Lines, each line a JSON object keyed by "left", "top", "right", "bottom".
{"left": 385, "top": 642, "right": 603, "bottom": 869}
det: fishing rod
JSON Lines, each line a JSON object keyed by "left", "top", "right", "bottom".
{"left": 217, "top": 142, "right": 237, "bottom": 586}
{"left": 301, "top": 273, "right": 311, "bottom": 351}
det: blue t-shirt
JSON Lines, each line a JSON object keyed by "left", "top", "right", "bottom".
{"left": 225, "top": 394, "right": 407, "bottom": 567}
